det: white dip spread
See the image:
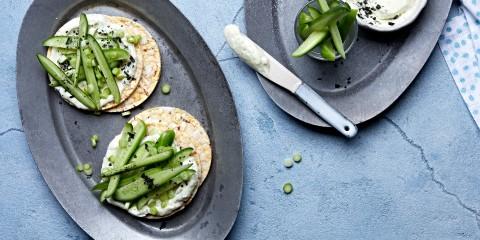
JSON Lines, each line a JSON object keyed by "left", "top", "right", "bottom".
{"left": 345, "top": 0, "right": 427, "bottom": 31}
{"left": 224, "top": 24, "right": 270, "bottom": 75}
{"left": 102, "top": 134, "right": 199, "bottom": 218}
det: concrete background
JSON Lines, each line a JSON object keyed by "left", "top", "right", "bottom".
{"left": 1, "top": 0, "right": 480, "bottom": 239}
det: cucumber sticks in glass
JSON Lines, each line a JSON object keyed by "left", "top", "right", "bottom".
{"left": 293, "top": 0, "right": 357, "bottom": 60}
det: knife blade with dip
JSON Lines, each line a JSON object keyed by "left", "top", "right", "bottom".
{"left": 224, "top": 24, "right": 358, "bottom": 138}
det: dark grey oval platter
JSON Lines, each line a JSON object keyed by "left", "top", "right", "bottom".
{"left": 17, "top": 0, "right": 242, "bottom": 239}
{"left": 246, "top": 0, "right": 452, "bottom": 127}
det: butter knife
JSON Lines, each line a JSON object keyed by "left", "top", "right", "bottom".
{"left": 224, "top": 24, "right": 357, "bottom": 138}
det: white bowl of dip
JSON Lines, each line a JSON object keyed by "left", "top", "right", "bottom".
{"left": 344, "top": 0, "right": 428, "bottom": 32}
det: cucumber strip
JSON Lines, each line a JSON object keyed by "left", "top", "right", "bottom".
{"left": 36, "top": 54, "right": 96, "bottom": 110}
{"left": 318, "top": 0, "right": 330, "bottom": 12}
{"left": 299, "top": 24, "right": 310, "bottom": 40}
{"left": 101, "top": 149, "right": 174, "bottom": 177}
{"left": 317, "top": 0, "right": 347, "bottom": 58}
{"left": 103, "top": 48, "right": 130, "bottom": 61}
{"left": 80, "top": 43, "right": 100, "bottom": 109}
{"left": 42, "top": 36, "right": 80, "bottom": 49}
{"left": 58, "top": 48, "right": 77, "bottom": 55}
{"left": 292, "top": 30, "right": 328, "bottom": 57}
{"left": 320, "top": 38, "right": 336, "bottom": 61}
{"left": 135, "top": 181, "right": 180, "bottom": 210}
{"left": 299, "top": 12, "right": 313, "bottom": 25}
{"left": 330, "top": 26, "right": 345, "bottom": 59}
{"left": 307, "top": 6, "right": 321, "bottom": 19}
{"left": 87, "top": 35, "right": 121, "bottom": 103}
{"left": 103, "top": 121, "right": 147, "bottom": 199}
{"left": 73, "top": 49, "right": 82, "bottom": 85}
{"left": 93, "top": 167, "right": 164, "bottom": 192}
{"left": 166, "top": 147, "right": 194, "bottom": 168}
{"left": 308, "top": 6, "right": 349, "bottom": 34}
{"left": 338, "top": 9, "right": 358, "bottom": 39}
{"left": 113, "top": 164, "right": 192, "bottom": 202}
{"left": 155, "top": 130, "right": 175, "bottom": 148}
{"left": 130, "top": 142, "right": 155, "bottom": 164}
{"left": 79, "top": 13, "right": 88, "bottom": 38}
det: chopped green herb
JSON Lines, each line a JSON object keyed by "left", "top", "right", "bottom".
{"left": 121, "top": 111, "right": 131, "bottom": 117}
{"left": 283, "top": 182, "right": 293, "bottom": 194}
{"left": 161, "top": 84, "right": 171, "bottom": 95}
{"left": 76, "top": 163, "right": 84, "bottom": 172}
{"left": 283, "top": 159, "right": 294, "bottom": 168}
{"left": 91, "top": 134, "right": 99, "bottom": 148}
{"left": 293, "top": 152, "right": 302, "bottom": 163}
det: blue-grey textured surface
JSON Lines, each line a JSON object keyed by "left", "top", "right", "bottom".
{"left": 2, "top": 0, "right": 479, "bottom": 239}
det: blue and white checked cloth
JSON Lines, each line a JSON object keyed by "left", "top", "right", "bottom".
{"left": 439, "top": 0, "right": 480, "bottom": 127}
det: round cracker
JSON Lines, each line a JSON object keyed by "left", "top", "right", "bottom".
{"left": 130, "top": 107, "right": 211, "bottom": 185}
{"left": 106, "top": 17, "right": 161, "bottom": 112}
{"left": 46, "top": 14, "right": 144, "bottom": 111}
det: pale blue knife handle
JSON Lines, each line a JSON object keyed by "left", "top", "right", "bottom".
{"left": 295, "top": 83, "right": 358, "bottom": 138}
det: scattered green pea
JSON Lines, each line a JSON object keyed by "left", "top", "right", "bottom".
{"left": 84, "top": 168, "right": 93, "bottom": 176}
{"left": 283, "top": 182, "right": 293, "bottom": 194}
{"left": 283, "top": 159, "right": 294, "bottom": 168}
{"left": 111, "top": 67, "right": 121, "bottom": 76}
{"left": 76, "top": 163, "right": 84, "bottom": 172}
{"left": 83, "top": 163, "right": 92, "bottom": 170}
{"left": 161, "top": 83, "right": 171, "bottom": 95}
{"left": 293, "top": 152, "right": 302, "bottom": 163}
{"left": 90, "top": 134, "right": 99, "bottom": 148}
{"left": 149, "top": 204, "right": 158, "bottom": 215}
{"left": 100, "top": 87, "right": 111, "bottom": 99}
{"left": 127, "top": 35, "right": 142, "bottom": 45}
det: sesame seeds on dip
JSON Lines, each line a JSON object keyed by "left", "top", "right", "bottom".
{"left": 345, "top": 0, "right": 427, "bottom": 31}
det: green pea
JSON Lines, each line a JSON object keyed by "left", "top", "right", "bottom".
{"left": 84, "top": 168, "right": 93, "bottom": 176}
{"left": 161, "top": 83, "right": 171, "bottom": 95}
{"left": 100, "top": 87, "right": 111, "bottom": 99}
{"left": 293, "top": 152, "right": 302, "bottom": 163}
{"left": 76, "top": 163, "right": 84, "bottom": 172}
{"left": 127, "top": 35, "right": 142, "bottom": 45}
{"left": 283, "top": 182, "right": 293, "bottom": 194}
{"left": 83, "top": 163, "right": 92, "bottom": 170}
{"left": 283, "top": 159, "right": 294, "bottom": 168}
{"left": 111, "top": 68, "right": 121, "bottom": 76}
{"left": 90, "top": 134, "right": 99, "bottom": 148}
